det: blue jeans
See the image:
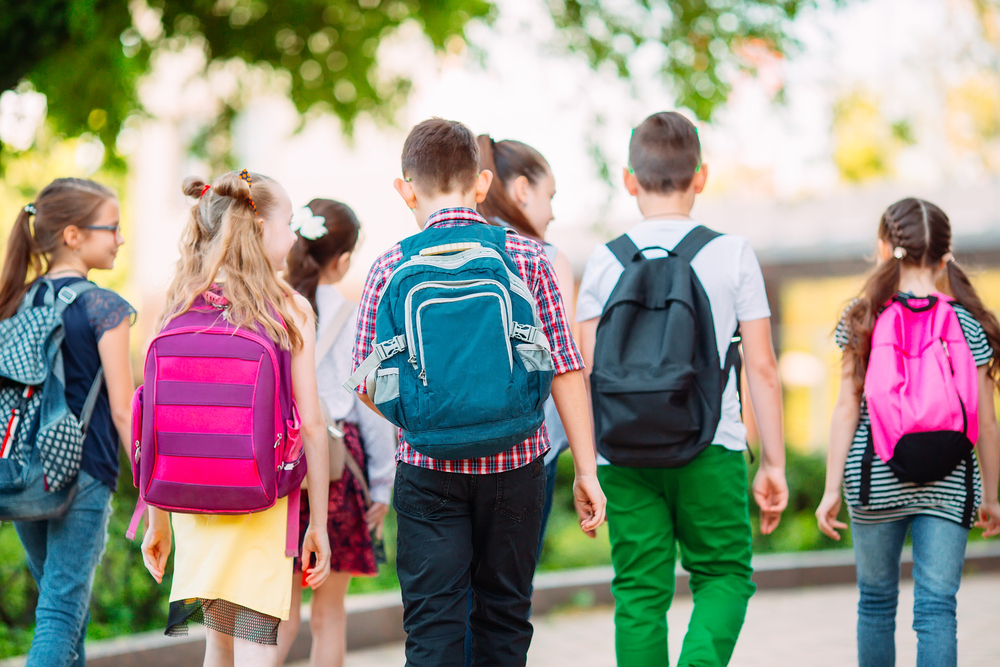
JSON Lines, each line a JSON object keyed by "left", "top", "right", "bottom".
{"left": 13, "top": 471, "right": 113, "bottom": 667}
{"left": 852, "top": 514, "right": 968, "bottom": 667}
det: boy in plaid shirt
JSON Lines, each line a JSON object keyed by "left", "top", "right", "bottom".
{"left": 349, "top": 118, "right": 605, "bottom": 666}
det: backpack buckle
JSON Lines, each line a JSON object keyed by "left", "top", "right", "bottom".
{"left": 511, "top": 323, "right": 538, "bottom": 344}
{"left": 377, "top": 335, "right": 406, "bottom": 360}
{"left": 58, "top": 288, "right": 77, "bottom": 304}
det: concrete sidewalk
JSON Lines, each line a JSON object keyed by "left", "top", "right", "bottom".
{"left": 308, "top": 572, "right": 1000, "bottom": 666}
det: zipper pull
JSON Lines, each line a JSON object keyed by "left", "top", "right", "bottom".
{"left": 419, "top": 369, "right": 427, "bottom": 386}
{"left": 941, "top": 338, "right": 955, "bottom": 374}
{"left": 274, "top": 433, "right": 282, "bottom": 449}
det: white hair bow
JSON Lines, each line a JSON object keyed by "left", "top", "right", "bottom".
{"left": 291, "top": 206, "right": 328, "bottom": 240}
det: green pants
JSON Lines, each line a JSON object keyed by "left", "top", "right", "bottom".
{"left": 599, "top": 446, "right": 756, "bottom": 667}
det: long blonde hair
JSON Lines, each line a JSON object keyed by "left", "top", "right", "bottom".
{"left": 160, "top": 170, "right": 303, "bottom": 351}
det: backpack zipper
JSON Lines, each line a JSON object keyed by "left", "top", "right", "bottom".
{"left": 415, "top": 293, "right": 512, "bottom": 386}
{"left": 404, "top": 280, "right": 513, "bottom": 369}
{"left": 941, "top": 338, "right": 955, "bottom": 374}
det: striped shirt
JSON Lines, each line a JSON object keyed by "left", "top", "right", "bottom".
{"left": 836, "top": 297, "right": 992, "bottom": 528}
{"left": 351, "top": 207, "right": 584, "bottom": 474}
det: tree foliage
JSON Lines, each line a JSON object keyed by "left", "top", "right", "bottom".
{"left": 0, "top": 0, "right": 842, "bottom": 166}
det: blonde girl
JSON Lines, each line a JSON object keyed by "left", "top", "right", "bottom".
{"left": 139, "top": 171, "right": 332, "bottom": 667}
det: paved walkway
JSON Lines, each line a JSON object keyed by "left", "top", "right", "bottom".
{"left": 291, "top": 572, "right": 1000, "bottom": 666}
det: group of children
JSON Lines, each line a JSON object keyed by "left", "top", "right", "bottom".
{"left": 1, "top": 110, "right": 998, "bottom": 667}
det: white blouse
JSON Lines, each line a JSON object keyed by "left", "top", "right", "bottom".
{"left": 315, "top": 284, "right": 396, "bottom": 505}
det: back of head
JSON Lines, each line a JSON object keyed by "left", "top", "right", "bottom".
{"left": 402, "top": 118, "right": 480, "bottom": 196}
{"left": 286, "top": 198, "right": 361, "bottom": 313}
{"left": 0, "top": 178, "right": 116, "bottom": 320}
{"left": 629, "top": 111, "right": 701, "bottom": 195}
{"left": 844, "top": 197, "right": 1000, "bottom": 389}
{"left": 164, "top": 170, "right": 302, "bottom": 350}
{"left": 476, "top": 135, "right": 549, "bottom": 239}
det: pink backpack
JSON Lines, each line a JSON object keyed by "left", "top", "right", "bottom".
{"left": 125, "top": 295, "right": 307, "bottom": 556}
{"left": 863, "top": 293, "right": 978, "bottom": 491}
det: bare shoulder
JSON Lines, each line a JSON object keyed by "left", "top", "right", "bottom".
{"left": 289, "top": 293, "right": 316, "bottom": 331}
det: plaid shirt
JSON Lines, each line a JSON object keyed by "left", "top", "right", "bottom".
{"left": 351, "top": 207, "right": 584, "bottom": 474}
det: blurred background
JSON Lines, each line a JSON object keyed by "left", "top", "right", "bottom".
{"left": 2, "top": 0, "right": 1000, "bottom": 657}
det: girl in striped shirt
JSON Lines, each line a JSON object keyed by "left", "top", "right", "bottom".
{"left": 816, "top": 198, "right": 1000, "bottom": 667}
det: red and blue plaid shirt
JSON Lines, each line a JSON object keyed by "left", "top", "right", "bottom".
{"left": 351, "top": 207, "right": 584, "bottom": 474}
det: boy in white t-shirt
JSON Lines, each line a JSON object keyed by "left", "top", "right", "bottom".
{"left": 576, "top": 111, "right": 788, "bottom": 667}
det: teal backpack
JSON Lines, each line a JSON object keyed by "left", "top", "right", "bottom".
{"left": 0, "top": 278, "right": 104, "bottom": 520}
{"left": 344, "top": 224, "right": 554, "bottom": 459}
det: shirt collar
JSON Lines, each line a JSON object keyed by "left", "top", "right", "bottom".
{"left": 424, "top": 207, "right": 488, "bottom": 229}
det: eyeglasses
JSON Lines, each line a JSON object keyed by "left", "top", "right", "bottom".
{"left": 86, "top": 225, "right": 122, "bottom": 235}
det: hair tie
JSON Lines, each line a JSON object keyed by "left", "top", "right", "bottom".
{"left": 893, "top": 247, "right": 907, "bottom": 260}
{"left": 943, "top": 252, "right": 955, "bottom": 264}
{"left": 238, "top": 169, "right": 257, "bottom": 214}
{"left": 200, "top": 184, "right": 212, "bottom": 198}
{"left": 24, "top": 203, "right": 36, "bottom": 216}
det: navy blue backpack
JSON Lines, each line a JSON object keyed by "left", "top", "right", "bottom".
{"left": 345, "top": 224, "right": 554, "bottom": 459}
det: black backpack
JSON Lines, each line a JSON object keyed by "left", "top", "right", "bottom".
{"left": 591, "top": 226, "right": 741, "bottom": 468}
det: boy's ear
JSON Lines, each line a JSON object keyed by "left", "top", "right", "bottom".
{"left": 394, "top": 178, "right": 419, "bottom": 210}
{"left": 474, "top": 170, "right": 494, "bottom": 204}
{"left": 692, "top": 163, "right": 709, "bottom": 194}
{"left": 623, "top": 167, "right": 640, "bottom": 196}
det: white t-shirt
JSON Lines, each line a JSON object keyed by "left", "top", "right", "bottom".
{"left": 576, "top": 218, "right": 771, "bottom": 455}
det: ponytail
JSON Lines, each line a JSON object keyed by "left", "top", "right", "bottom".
{"left": 0, "top": 207, "right": 43, "bottom": 321}
{"left": 842, "top": 256, "right": 901, "bottom": 391}
{"left": 286, "top": 241, "right": 323, "bottom": 314}
{"left": 285, "top": 199, "right": 360, "bottom": 316}
{"left": 476, "top": 135, "right": 549, "bottom": 240}
{"left": 946, "top": 260, "right": 1000, "bottom": 388}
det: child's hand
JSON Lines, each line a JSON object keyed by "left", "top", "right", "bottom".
{"left": 815, "top": 490, "right": 848, "bottom": 541}
{"left": 572, "top": 473, "right": 606, "bottom": 538}
{"left": 365, "top": 502, "right": 390, "bottom": 540}
{"left": 975, "top": 501, "right": 1000, "bottom": 538}
{"left": 752, "top": 465, "right": 788, "bottom": 535}
{"left": 140, "top": 520, "right": 172, "bottom": 584}
{"left": 301, "top": 522, "right": 332, "bottom": 590}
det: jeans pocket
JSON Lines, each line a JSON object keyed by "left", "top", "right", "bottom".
{"left": 495, "top": 457, "right": 545, "bottom": 522}
{"left": 393, "top": 464, "right": 451, "bottom": 518}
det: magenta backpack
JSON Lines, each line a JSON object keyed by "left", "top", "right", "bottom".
{"left": 862, "top": 293, "right": 979, "bottom": 500}
{"left": 125, "top": 294, "right": 307, "bottom": 556}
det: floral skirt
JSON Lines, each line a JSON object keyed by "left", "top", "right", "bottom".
{"left": 295, "top": 422, "right": 379, "bottom": 577}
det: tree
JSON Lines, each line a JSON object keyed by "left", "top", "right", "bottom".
{"left": 0, "top": 0, "right": 834, "bottom": 167}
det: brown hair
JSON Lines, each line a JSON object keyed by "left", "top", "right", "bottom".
{"left": 286, "top": 199, "right": 361, "bottom": 314}
{"left": 476, "top": 135, "right": 549, "bottom": 240}
{"left": 629, "top": 111, "right": 701, "bottom": 195}
{"left": 0, "top": 178, "right": 116, "bottom": 321}
{"left": 842, "top": 198, "right": 1000, "bottom": 389}
{"left": 160, "top": 171, "right": 303, "bottom": 351}
{"left": 402, "top": 118, "right": 480, "bottom": 196}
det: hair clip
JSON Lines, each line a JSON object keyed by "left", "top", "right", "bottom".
{"left": 24, "top": 203, "right": 36, "bottom": 216}
{"left": 290, "top": 206, "right": 329, "bottom": 240}
{"left": 239, "top": 169, "right": 257, "bottom": 214}
{"left": 404, "top": 176, "right": 412, "bottom": 182}
{"left": 695, "top": 164, "right": 701, "bottom": 173}
{"left": 893, "top": 247, "right": 907, "bottom": 259}
{"left": 200, "top": 184, "right": 212, "bottom": 198}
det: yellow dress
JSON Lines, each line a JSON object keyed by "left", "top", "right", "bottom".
{"left": 170, "top": 497, "right": 292, "bottom": 621}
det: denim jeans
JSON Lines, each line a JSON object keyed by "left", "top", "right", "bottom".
{"left": 852, "top": 514, "right": 969, "bottom": 667}
{"left": 13, "top": 471, "right": 113, "bottom": 667}
{"left": 394, "top": 459, "right": 546, "bottom": 667}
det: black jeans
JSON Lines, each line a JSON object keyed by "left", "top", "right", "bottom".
{"left": 394, "top": 458, "right": 546, "bottom": 667}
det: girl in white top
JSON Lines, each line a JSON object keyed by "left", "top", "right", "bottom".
{"left": 276, "top": 198, "right": 395, "bottom": 667}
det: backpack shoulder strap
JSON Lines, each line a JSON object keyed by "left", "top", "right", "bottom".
{"left": 53, "top": 280, "right": 100, "bottom": 316}
{"left": 315, "top": 299, "right": 356, "bottom": 370}
{"left": 606, "top": 234, "right": 640, "bottom": 267}
{"left": 671, "top": 225, "right": 722, "bottom": 263}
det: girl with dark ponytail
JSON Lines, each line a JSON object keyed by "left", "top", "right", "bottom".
{"left": 817, "top": 198, "right": 1000, "bottom": 666}
{"left": 276, "top": 199, "right": 396, "bottom": 667}
{"left": 1, "top": 178, "right": 136, "bottom": 665}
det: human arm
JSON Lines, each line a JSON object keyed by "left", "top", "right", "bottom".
{"left": 551, "top": 250, "right": 576, "bottom": 326}
{"left": 141, "top": 507, "right": 172, "bottom": 583}
{"left": 289, "top": 294, "right": 332, "bottom": 588}
{"left": 974, "top": 366, "right": 1000, "bottom": 537}
{"left": 551, "top": 369, "right": 605, "bottom": 537}
{"left": 815, "top": 360, "right": 862, "bottom": 540}
{"left": 95, "top": 317, "right": 134, "bottom": 452}
{"left": 740, "top": 317, "right": 788, "bottom": 535}
{"left": 354, "top": 395, "right": 395, "bottom": 539}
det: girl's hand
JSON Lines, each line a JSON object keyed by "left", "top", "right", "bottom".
{"left": 301, "top": 522, "right": 331, "bottom": 590}
{"left": 141, "top": 521, "right": 172, "bottom": 584}
{"left": 573, "top": 473, "right": 606, "bottom": 538}
{"left": 364, "top": 502, "right": 390, "bottom": 540}
{"left": 975, "top": 501, "right": 1000, "bottom": 538}
{"left": 816, "top": 490, "right": 848, "bottom": 541}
